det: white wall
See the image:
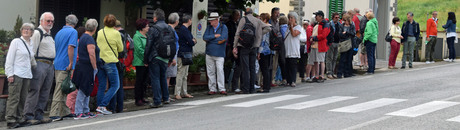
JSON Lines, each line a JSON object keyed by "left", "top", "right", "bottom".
{"left": 100, "top": 0, "right": 125, "bottom": 28}
{"left": 0, "top": 0, "right": 37, "bottom": 31}
{"left": 191, "top": 0, "right": 208, "bottom": 55}
{"left": 303, "top": 0, "right": 328, "bottom": 20}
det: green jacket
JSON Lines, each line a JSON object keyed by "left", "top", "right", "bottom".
{"left": 363, "top": 18, "right": 379, "bottom": 44}
{"left": 133, "top": 31, "right": 147, "bottom": 66}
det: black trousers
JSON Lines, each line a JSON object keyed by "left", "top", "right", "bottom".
{"left": 239, "top": 47, "right": 257, "bottom": 93}
{"left": 298, "top": 45, "right": 307, "bottom": 78}
{"left": 337, "top": 49, "right": 353, "bottom": 77}
{"left": 259, "top": 54, "right": 272, "bottom": 91}
{"left": 134, "top": 66, "right": 149, "bottom": 101}
{"left": 278, "top": 45, "right": 287, "bottom": 80}
{"left": 232, "top": 56, "right": 242, "bottom": 91}
{"left": 286, "top": 58, "right": 298, "bottom": 84}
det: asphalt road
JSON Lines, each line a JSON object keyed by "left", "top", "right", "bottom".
{"left": 17, "top": 61, "right": 460, "bottom": 130}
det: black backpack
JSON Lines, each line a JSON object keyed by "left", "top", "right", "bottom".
{"left": 152, "top": 25, "right": 176, "bottom": 59}
{"left": 269, "top": 26, "right": 283, "bottom": 50}
{"left": 238, "top": 17, "right": 256, "bottom": 48}
{"left": 324, "top": 21, "right": 334, "bottom": 46}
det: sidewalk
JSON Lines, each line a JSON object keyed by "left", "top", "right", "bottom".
{"left": 0, "top": 59, "right": 454, "bottom": 127}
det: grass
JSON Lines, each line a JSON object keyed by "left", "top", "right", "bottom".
{"left": 397, "top": 0, "right": 460, "bottom": 31}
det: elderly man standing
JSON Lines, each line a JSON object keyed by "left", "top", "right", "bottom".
{"left": 204, "top": 12, "right": 228, "bottom": 95}
{"left": 425, "top": 11, "right": 438, "bottom": 64}
{"left": 23, "top": 12, "right": 55, "bottom": 125}
{"left": 233, "top": 8, "right": 271, "bottom": 94}
{"left": 50, "top": 14, "right": 79, "bottom": 121}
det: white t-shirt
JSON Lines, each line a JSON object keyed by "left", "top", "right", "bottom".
{"left": 285, "top": 25, "right": 302, "bottom": 58}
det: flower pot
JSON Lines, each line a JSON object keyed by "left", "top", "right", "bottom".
{"left": 123, "top": 78, "right": 135, "bottom": 86}
{"left": 189, "top": 73, "right": 201, "bottom": 83}
{"left": 0, "top": 75, "right": 6, "bottom": 95}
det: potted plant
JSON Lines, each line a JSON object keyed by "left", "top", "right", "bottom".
{"left": 123, "top": 68, "right": 136, "bottom": 86}
{"left": 197, "top": 10, "right": 207, "bottom": 20}
{"left": 188, "top": 53, "right": 206, "bottom": 83}
{"left": 0, "top": 67, "right": 6, "bottom": 95}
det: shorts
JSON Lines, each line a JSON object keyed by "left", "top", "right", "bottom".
{"left": 307, "top": 48, "right": 325, "bottom": 65}
{"left": 360, "top": 43, "right": 367, "bottom": 54}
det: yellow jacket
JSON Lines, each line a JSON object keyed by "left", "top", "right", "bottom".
{"left": 97, "top": 26, "right": 123, "bottom": 63}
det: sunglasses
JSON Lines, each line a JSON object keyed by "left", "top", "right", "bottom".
{"left": 46, "top": 20, "right": 54, "bottom": 23}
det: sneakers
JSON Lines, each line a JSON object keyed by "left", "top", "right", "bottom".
{"left": 306, "top": 78, "right": 313, "bottom": 83}
{"left": 254, "top": 85, "right": 261, "bottom": 89}
{"left": 431, "top": 61, "right": 435, "bottom": 63}
{"left": 96, "top": 107, "right": 113, "bottom": 115}
{"left": 27, "top": 119, "right": 40, "bottom": 125}
{"left": 49, "top": 116, "right": 62, "bottom": 122}
{"left": 62, "top": 114, "right": 77, "bottom": 119}
{"left": 74, "top": 113, "right": 89, "bottom": 120}
{"left": 7, "top": 122, "right": 20, "bottom": 129}
{"left": 220, "top": 91, "right": 227, "bottom": 95}
{"left": 317, "top": 77, "right": 325, "bottom": 83}
{"left": 207, "top": 91, "right": 216, "bottom": 95}
{"left": 149, "top": 103, "right": 163, "bottom": 108}
{"left": 86, "top": 112, "right": 97, "bottom": 118}
{"left": 401, "top": 66, "right": 405, "bottom": 69}
{"left": 135, "top": 100, "right": 145, "bottom": 106}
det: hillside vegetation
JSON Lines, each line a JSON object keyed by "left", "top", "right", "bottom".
{"left": 398, "top": 0, "right": 460, "bottom": 31}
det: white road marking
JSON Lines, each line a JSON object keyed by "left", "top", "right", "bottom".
{"left": 330, "top": 98, "right": 407, "bottom": 113}
{"left": 343, "top": 116, "right": 393, "bottom": 130}
{"left": 49, "top": 106, "right": 197, "bottom": 130}
{"left": 224, "top": 95, "right": 308, "bottom": 107}
{"left": 174, "top": 94, "right": 260, "bottom": 106}
{"left": 354, "top": 76, "right": 373, "bottom": 80}
{"left": 275, "top": 96, "right": 357, "bottom": 110}
{"left": 446, "top": 115, "right": 460, "bottom": 122}
{"left": 382, "top": 72, "right": 397, "bottom": 76}
{"left": 386, "top": 101, "right": 459, "bottom": 117}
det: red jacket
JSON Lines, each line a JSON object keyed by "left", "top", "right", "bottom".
{"left": 353, "top": 14, "right": 361, "bottom": 32}
{"left": 312, "top": 20, "right": 330, "bottom": 52}
{"left": 306, "top": 25, "right": 313, "bottom": 53}
{"left": 426, "top": 18, "right": 438, "bottom": 38}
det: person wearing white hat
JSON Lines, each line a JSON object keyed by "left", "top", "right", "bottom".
{"left": 203, "top": 12, "right": 229, "bottom": 95}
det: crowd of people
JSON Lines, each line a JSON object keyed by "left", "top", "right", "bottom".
{"left": 2, "top": 5, "right": 457, "bottom": 129}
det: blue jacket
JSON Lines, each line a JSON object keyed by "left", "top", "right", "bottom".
{"left": 401, "top": 20, "right": 421, "bottom": 43}
{"left": 203, "top": 23, "right": 228, "bottom": 57}
{"left": 443, "top": 20, "right": 457, "bottom": 33}
{"left": 177, "top": 25, "right": 195, "bottom": 58}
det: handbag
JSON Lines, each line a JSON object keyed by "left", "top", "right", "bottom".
{"left": 181, "top": 52, "right": 193, "bottom": 65}
{"left": 19, "top": 38, "right": 37, "bottom": 68}
{"left": 61, "top": 71, "right": 76, "bottom": 94}
{"left": 103, "top": 29, "right": 124, "bottom": 70}
{"left": 385, "top": 29, "right": 392, "bottom": 42}
{"left": 338, "top": 39, "right": 352, "bottom": 53}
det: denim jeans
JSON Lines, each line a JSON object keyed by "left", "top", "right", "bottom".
{"left": 75, "top": 89, "right": 90, "bottom": 115}
{"left": 239, "top": 47, "right": 257, "bottom": 93}
{"left": 149, "top": 59, "right": 169, "bottom": 105}
{"left": 97, "top": 63, "right": 120, "bottom": 107}
{"left": 109, "top": 68, "right": 124, "bottom": 113}
{"left": 365, "top": 41, "right": 376, "bottom": 73}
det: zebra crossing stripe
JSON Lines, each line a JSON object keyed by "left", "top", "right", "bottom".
{"left": 447, "top": 115, "right": 460, "bottom": 122}
{"left": 386, "top": 101, "right": 460, "bottom": 117}
{"left": 329, "top": 98, "right": 407, "bottom": 113}
{"left": 224, "top": 95, "right": 308, "bottom": 107}
{"left": 275, "top": 96, "right": 357, "bottom": 110}
{"left": 174, "top": 94, "right": 260, "bottom": 106}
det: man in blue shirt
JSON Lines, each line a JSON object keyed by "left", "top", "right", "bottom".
{"left": 203, "top": 12, "right": 228, "bottom": 95}
{"left": 50, "top": 14, "right": 78, "bottom": 121}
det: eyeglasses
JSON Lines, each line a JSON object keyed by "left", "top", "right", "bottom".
{"left": 334, "top": 17, "right": 340, "bottom": 19}
{"left": 46, "top": 20, "right": 54, "bottom": 23}
{"left": 22, "top": 28, "right": 33, "bottom": 31}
